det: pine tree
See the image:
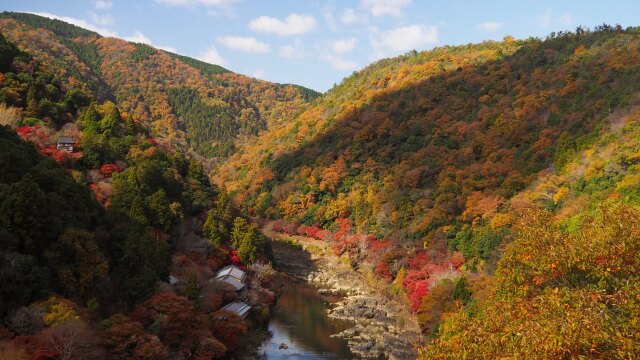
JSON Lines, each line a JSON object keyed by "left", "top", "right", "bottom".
{"left": 80, "top": 102, "right": 101, "bottom": 134}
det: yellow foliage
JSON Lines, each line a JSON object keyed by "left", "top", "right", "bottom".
{"left": 490, "top": 213, "right": 512, "bottom": 230}
{"left": 583, "top": 158, "right": 605, "bottom": 179}
{"left": 552, "top": 186, "right": 569, "bottom": 204}
{"left": 44, "top": 297, "right": 80, "bottom": 326}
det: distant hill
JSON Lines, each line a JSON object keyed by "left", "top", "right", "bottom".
{"left": 0, "top": 12, "right": 320, "bottom": 158}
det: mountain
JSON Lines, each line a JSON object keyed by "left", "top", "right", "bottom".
{"left": 0, "top": 12, "right": 319, "bottom": 158}
{"left": 215, "top": 26, "right": 640, "bottom": 244}
{"left": 0, "top": 30, "right": 273, "bottom": 358}
{"left": 213, "top": 25, "right": 640, "bottom": 356}
{"left": 2, "top": 11, "right": 640, "bottom": 357}
{"left": 421, "top": 103, "right": 640, "bottom": 358}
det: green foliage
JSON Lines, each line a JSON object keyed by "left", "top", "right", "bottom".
{"left": 111, "top": 158, "right": 183, "bottom": 229}
{"left": 0, "top": 252, "right": 51, "bottom": 317}
{"left": 449, "top": 224, "right": 504, "bottom": 263}
{"left": 0, "top": 59, "right": 75, "bottom": 128}
{"left": 279, "top": 83, "right": 322, "bottom": 101}
{"left": 231, "top": 217, "right": 264, "bottom": 264}
{"left": 185, "top": 273, "right": 200, "bottom": 302}
{"left": 131, "top": 43, "right": 156, "bottom": 62}
{"left": 202, "top": 190, "right": 234, "bottom": 248}
{"left": 0, "top": 12, "right": 99, "bottom": 38}
{"left": 0, "top": 31, "right": 20, "bottom": 72}
{"left": 99, "top": 104, "right": 122, "bottom": 136}
{"left": 452, "top": 276, "right": 472, "bottom": 305}
{"left": 554, "top": 131, "right": 576, "bottom": 171}
{"left": 45, "top": 228, "right": 109, "bottom": 300}
{"left": 162, "top": 50, "right": 230, "bottom": 76}
{"left": 167, "top": 87, "right": 240, "bottom": 157}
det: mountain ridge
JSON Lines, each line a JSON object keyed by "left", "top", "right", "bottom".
{"left": 0, "top": 11, "right": 320, "bottom": 159}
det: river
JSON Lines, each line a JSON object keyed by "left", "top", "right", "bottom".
{"left": 259, "top": 283, "right": 355, "bottom": 359}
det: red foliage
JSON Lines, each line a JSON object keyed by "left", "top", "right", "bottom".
{"left": 11, "top": 335, "right": 50, "bottom": 360}
{"left": 16, "top": 125, "right": 39, "bottom": 137}
{"left": 229, "top": 249, "right": 242, "bottom": 266}
{"left": 271, "top": 219, "right": 298, "bottom": 235}
{"left": 297, "top": 224, "right": 327, "bottom": 240}
{"left": 407, "top": 280, "right": 430, "bottom": 311}
{"left": 375, "top": 260, "right": 393, "bottom": 281}
{"left": 16, "top": 126, "right": 52, "bottom": 149}
{"left": 38, "top": 145, "right": 81, "bottom": 167}
{"left": 148, "top": 138, "right": 158, "bottom": 146}
{"left": 131, "top": 292, "right": 205, "bottom": 355}
{"left": 209, "top": 311, "right": 248, "bottom": 352}
{"left": 99, "top": 163, "right": 123, "bottom": 177}
{"left": 332, "top": 218, "right": 356, "bottom": 256}
{"left": 450, "top": 251, "right": 465, "bottom": 269}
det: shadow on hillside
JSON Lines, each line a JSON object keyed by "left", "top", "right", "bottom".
{"left": 269, "top": 238, "right": 318, "bottom": 280}
{"left": 267, "top": 30, "right": 632, "bottom": 206}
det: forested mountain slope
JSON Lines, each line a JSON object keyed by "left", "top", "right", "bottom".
{"left": 0, "top": 12, "right": 319, "bottom": 158}
{"left": 215, "top": 26, "right": 640, "bottom": 246}
{"left": 0, "top": 30, "right": 274, "bottom": 359}
{"left": 420, "top": 103, "right": 640, "bottom": 358}
{"left": 212, "top": 28, "right": 640, "bottom": 348}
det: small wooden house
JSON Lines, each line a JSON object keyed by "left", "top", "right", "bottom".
{"left": 215, "top": 265, "right": 247, "bottom": 291}
{"left": 220, "top": 301, "right": 251, "bottom": 319}
{"left": 56, "top": 136, "right": 74, "bottom": 152}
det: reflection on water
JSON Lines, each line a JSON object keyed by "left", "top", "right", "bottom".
{"left": 260, "top": 283, "right": 354, "bottom": 359}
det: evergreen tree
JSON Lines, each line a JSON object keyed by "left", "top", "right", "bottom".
{"left": 100, "top": 104, "right": 122, "bottom": 136}
{"left": 79, "top": 102, "right": 101, "bottom": 134}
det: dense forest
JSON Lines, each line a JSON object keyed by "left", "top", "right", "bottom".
{"left": 0, "top": 12, "right": 319, "bottom": 158}
{"left": 0, "top": 30, "right": 276, "bottom": 359}
{"left": 214, "top": 25, "right": 640, "bottom": 357}
{"left": 2, "top": 10, "right": 640, "bottom": 359}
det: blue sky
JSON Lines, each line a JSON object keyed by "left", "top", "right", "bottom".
{"left": 1, "top": 0, "right": 639, "bottom": 92}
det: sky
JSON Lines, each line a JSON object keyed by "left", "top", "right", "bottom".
{"left": 1, "top": 1, "right": 639, "bottom": 92}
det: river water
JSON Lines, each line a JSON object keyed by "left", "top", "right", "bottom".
{"left": 260, "top": 283, "right": 355, "bottom": 359}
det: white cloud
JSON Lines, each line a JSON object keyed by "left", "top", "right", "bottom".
{"left": 25, "top": 12, "right": 177, "bottom": 53}
{"left": 477, "top": 21, "right": 503, "bottom": 32}
{"left": 341, "top": 8, "right": 368, "bottom": 25}
{"left": 155, "top": 0, "right": 234, "bottom": 7}
{"left": 250, "top": 69, "right": 265, "bottom": 79}
{"left": 279, "top": 45, "right": 304, "bottom": 59}
{"left": 321, "top": 38, "right": 358, "bottom": 71}
{"left": 320, "top": 53, "right": 358, "bottom": 71}
{"left": 123, "top": 31, "right": 176, "bottom": 52}
{"left": 217, "top": 36, "right": 270, "bottom": 53}
{"left": 249, "top": 14, "right": 317, "bottom": 36}
{"left": 88, "top": 11, "right": 114, "bottom": 26}
{"left": 123, "top": 30, "right": 152, "bottom": 44}
{"left": 330, "top": 38, "right": 357, "bottom": 55}
{"left": 197, "top": 46, "right": 227, "bottom": 66}
{"left": 155, "top": 44, "right": 177, "bottom": 52}
{"left": 26, "top": 11, "right": 117, "bottom": 37}
{"left": 323, "top": 9, "right": 338, "bottom": 32}
{"left": 538, "top": 10, "right": 573, "bottom": 28}
{"left": 361, "top": 0, "right": 411, "bottom": 17}
{"left": 371, "top": 24, "right": 438, "bottom": 58}
{"left": 94, "top": 0, "right": 113, "bottom": 10}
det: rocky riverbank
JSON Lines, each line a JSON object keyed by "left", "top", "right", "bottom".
{"left": 264, "top": 228, "right": 423, "bottom": 360}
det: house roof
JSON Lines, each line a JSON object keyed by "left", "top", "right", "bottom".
{"left": 221, "top": 301, "right": 251, "bottom": 318}
{"left": 215, "top": 265, "right": 246, "bottom": 282}
{"left": 169, "top": 275, "right": 181, "bottom": 285}
{"left": 217, "top": 276, "right": 245, "bottom": 291}
{"left": 58, "top": 136, "right": 74, "bottom": 143}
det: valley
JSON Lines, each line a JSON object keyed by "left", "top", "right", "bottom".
{"left": 0, "top": 8, "right": 640, "bottom": 360}
{"left": 265, "top": 225, "right": 421, "bottom": 359}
